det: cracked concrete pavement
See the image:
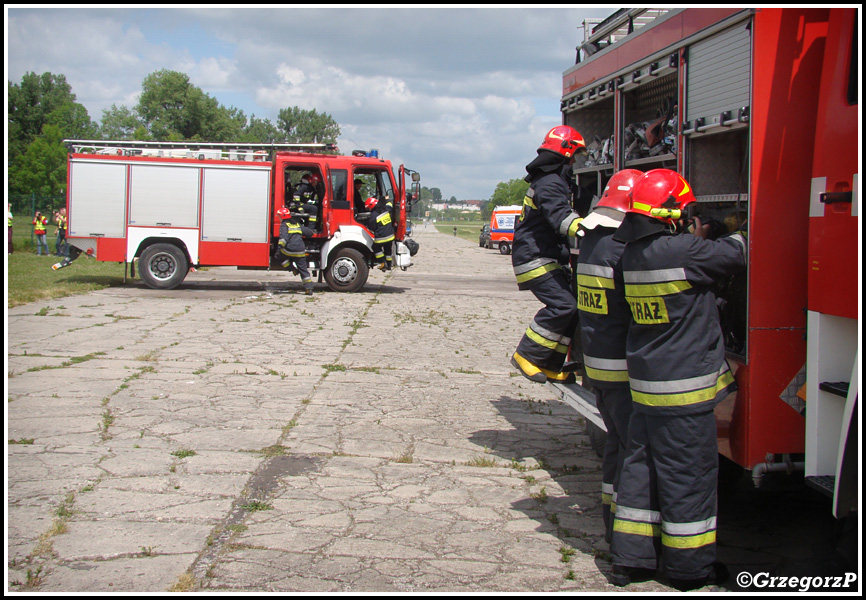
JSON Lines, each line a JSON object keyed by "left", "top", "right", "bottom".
{"left": 6, "top": 226, "right": 853, "bottom": 593}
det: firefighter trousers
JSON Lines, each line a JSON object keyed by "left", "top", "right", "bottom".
{"left": 611, "top": 409, "right": 719, "bottom": 580}
{"left": 373, "top": 241, "right": 393, "bottom": 269}
{"left": 515, "top": 268, "right": 577, "bottom": 372}
{"left": 279, "top": 251, "right": 313, "bottom": 290}
{"left": 595, "top": 385, "right": 633, "bottom": 542}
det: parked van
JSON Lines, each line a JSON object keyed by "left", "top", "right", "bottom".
{"left": 489, "top": 205, "right": 522, "bottom": 255}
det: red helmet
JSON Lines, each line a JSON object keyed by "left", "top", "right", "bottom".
{"left": 580, "top": 169, "right": 644, "bottom": 231}
{"left": 539, "top": 125, "right": 587, "bottom": 159}
{"left": 302, "top": 173, "right": 321, "bottom": 185}
{"left": 629, "top": 169, "right": 697, "bottom": 224}
{"left": 599, "top": 169, "right": 643, "bottom": 213}
{"left": 365, "top": 196, "right": 378, "bottom": 210}
{"left": 276, "top": 206, "right": 291, "bottom": 219}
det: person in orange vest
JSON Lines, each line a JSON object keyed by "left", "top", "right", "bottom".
{"left": 32, "top": 210, "right": 49, "bottom": 255}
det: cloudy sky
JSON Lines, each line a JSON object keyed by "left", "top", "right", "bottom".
{"left": 6, "top": 5, "right": 616, "bottom": 200}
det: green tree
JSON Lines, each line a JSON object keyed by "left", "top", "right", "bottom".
{"left": 8, "top": 72, "right": 84, "bottom": 161}
{"left": 8, "top": 71, "right": 96, "bottom": 194}
{"left": 277, "top": 107, "right": 340, "bottom": 145}
{"left": 135, "top": 69, "right": 244, "bottom": 141}
{"left": 8, "top": 124, "right": 68, "bottom": 196}
{"left": 485, "top": 178, "right": 529, "bottom": 221}
{"left": 242, "top": 115, "right": 284, "bottom": 143}
{"left": 99, "top": 104, "right": 143, "bottom": 140}
{"left": 45, "top": 102, "right": 98, "bottom": 140}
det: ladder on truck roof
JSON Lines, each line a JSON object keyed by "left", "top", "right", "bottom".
{"left": 63, "top": 139, "right": 338, "bottom": 161}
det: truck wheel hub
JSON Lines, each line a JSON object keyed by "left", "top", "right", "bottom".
{"left": 150, "top": 254, "right": 175, "bottom": 278}
{"left": 332, "top": 258, "right": 357, "bottom": 283}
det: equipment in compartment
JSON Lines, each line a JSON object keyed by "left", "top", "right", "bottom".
{"left": 624, "top": 96, "right": 677, "bottom": 161}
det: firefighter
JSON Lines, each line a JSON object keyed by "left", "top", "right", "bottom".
{"left": 366, "top": 196, "right": 394, "bottom": 271}
{"left": 608, "top": 169, "right": 746, "bottom": 589}
{"left": 295, "top": 173, "right": 321, "bottom": 230}
{"left": 575, "top": 169, "right": 643, "bottom": 542}
{"left": 510, "top": 125, "right": 593, "bottom": 383}
{"left": 275, "top": 206, "right": 315, "bottom": 295}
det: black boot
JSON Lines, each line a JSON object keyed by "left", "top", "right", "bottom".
{"left": 669, "top": 562, "right": 729, "bottom": 591}
{"left": 609, "top": 564, "right": 657, "bottom": 587}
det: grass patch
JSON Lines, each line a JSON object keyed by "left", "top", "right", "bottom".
{"left": 255, "top": 444, "right": 289, "bottom": 457}
{"left": 8, "top": 438, "right": 35, "bottom": 445}
{"left": 559, "top": 546, "right": 576, "bottom": 563}
{"left": 171, "top": 449, "right": 197, "bottom": 459}
{"left": 240, "top": 500, "right": 273, "bottom": 512}
{"left": 6, "top": 236, "right": 126, "bottom": 308}
{"left": 433, "top": 220, "right": 486, "bottom": 243}
{"left": 466, "top": 455, "right": 501, "bottom": 468}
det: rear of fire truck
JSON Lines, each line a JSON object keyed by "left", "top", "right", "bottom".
{"left": 552, "top": 8, "right": 859, "bottom": 519}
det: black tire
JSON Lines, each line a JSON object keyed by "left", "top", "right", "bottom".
{"left": 139, "top": 243, "right": 189, "bottom": 290}
{"left": 586, "top": 420, "right": 606, "bottom": 458}
{"left": 323, "top": 247, "right": 369, "bottom": 292}
{"left": 499, "top": 241, "right": 511, "bottom": 255}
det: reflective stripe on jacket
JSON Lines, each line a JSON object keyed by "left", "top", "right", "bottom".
{"left": 511, "top": 172, "right": 581, "bottom": 291}
{"left": 622, "top": 232, "right": 746, "bottom": 414}
{"left": 576, "top": 227, "right": 630, "bottom": 387}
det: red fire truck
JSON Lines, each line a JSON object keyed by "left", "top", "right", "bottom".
{"left": 551, "top": 8, "right": 859, "bottom": 518}
{"left": 56, "top": 140, "right": 421, "bottom": 293}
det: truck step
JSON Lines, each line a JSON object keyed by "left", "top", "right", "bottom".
{"left": 546, "top": 381, "right": 606, "bottom": 431}
{"left": 819, "top": 381, "right": 849, "bottom": 398}
{"left": 804, "top": 475, "right": 836, "bottom": 498}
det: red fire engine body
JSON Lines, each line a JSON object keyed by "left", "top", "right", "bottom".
{"left": 59, "top": 141, "right": 420, "bottom": 293}
{"left": 552, "top": 8, "right": 858, "bottom": 518}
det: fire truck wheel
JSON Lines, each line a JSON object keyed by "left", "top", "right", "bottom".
{"left": 324, "top": 247, "right": 369, "bottom": 293}
{"left": 139, "top": 243, "right": 189, "bottom": 290}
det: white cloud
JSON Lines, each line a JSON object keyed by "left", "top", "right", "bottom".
{"left": 7, "top": 5, "right": 616, "bottom": 199}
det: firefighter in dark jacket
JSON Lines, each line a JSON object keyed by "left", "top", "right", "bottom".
{"left": 366, "top": 196, "right": 394, "bottom": 271}
{"left": 608, "top": 169, "right": 746, "bottom": 589}
{"left": 276, "top": 206, "right": 315, "bottom": 295}
{"left": 575, "top": 169, "right": 643, "bottom": 542}
{"left": 510, "top": 125, "right": 593, "bottom": 383}
{"left": 294, "top": 173, "right": 321, "bottom": 231}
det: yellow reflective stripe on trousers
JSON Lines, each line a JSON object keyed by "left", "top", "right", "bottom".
{"left": 515, "top": 262, "right": 560, "bottom": 285}
{"left": 661, "top": 517, "right": 717, "bottom": 549}
{"left": 585, "top": 365, "right": 630, "bottom": 383}
{"left": 613, "top": 519, "right": 661, "bottom": 538}
{"left": 630, "top": 369, "right": 735, "bottom": 408}
{"left": 662, "top": 530, "right": 716, "bottom": 549}
{"left": 526, "top": 328, "right": 568, "bottom": 354}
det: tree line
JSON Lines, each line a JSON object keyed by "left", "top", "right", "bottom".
{"left": 7, "top": 70, "right": 341, "bottom": 196}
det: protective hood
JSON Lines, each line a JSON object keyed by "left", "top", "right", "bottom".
{"left": 524, "top": 149, "right": 569, "bottom": 181}
{"left": 613, "top": 212, "right": 668, "bottom": 243}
